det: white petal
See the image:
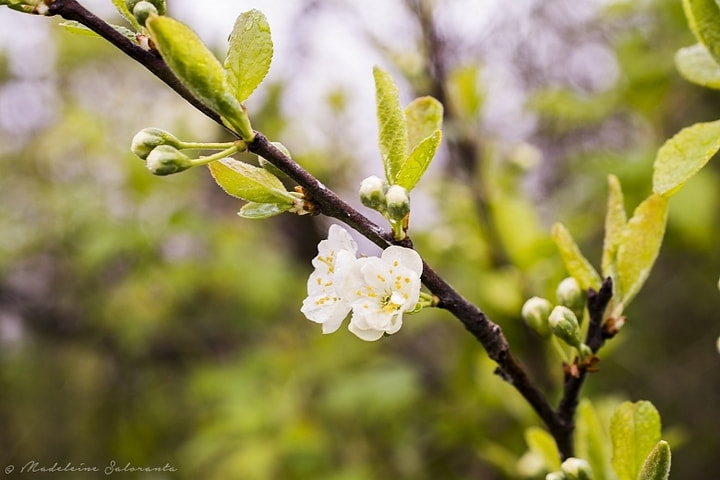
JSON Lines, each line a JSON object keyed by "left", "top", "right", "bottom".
{"left": 381, "top": 245, "right": 423, "bottom": 276}
{"left": 348, "top": 321, "right": 385, "bottom": 341}
{"left": 301, "top": 295, "right": 350, "bottom": 332}
{"left": 326, "top": 224, "right": 358, "bottom": 253}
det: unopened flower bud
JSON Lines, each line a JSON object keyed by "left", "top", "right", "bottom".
{"left": 132, "top": 1, "right": 158, "bottom": 26}
{"left": 131, "top": 127, "right": 182, "bottom": 159}
{"left": 385, "top": 184, "right": 410, "bottom": 221}
{"left": 556, "top": 277, "right": 585, "bottom": 320}
{"left": 360, "top": 175, "right": 388, "bottom": 212}
{"left": 560, "top": 457, "right": 592, "bottom": 480}
{"left": 546, "top": 472, "right": 567, "bottom": 480}
{"left": 549, "top": 306, "right": 583, "bottom": 349}
{"left": 521, "top": 296, "right": 553, "bottom": 338}
{"left": 145, "top": 145, "right": 193, "bottom": 175}
{"left": 126, "top": 0, "right": 166, "bottom": 16}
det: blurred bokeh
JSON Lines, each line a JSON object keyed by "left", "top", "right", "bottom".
{"left": 0, "top": 0, "right": 718, "bottom": 478}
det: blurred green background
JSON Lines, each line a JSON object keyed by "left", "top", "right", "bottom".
{"left": 0, "top": 0, "right": 719, "bottom": 478}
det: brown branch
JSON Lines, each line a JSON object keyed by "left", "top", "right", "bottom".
{"left": 249, "top": 134, "right": 557, "bottom": 429}
{"left": 42, "top": 0, "right": 569, "bottom": 458}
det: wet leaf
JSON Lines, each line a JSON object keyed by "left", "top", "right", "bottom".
{"left": 552, "top": 223, "right": 602, "bottom": 291}
{"left": 225, "top": 9, "right": 273, "bottom": 103}
{"left": 374, "top": 66, "right": 408, "bottom": 183}
{"left": 208, "top": 158, "right": 293, "bottom": 204}
{"left": 653, "top": 119, "right": 720, "bottom": 197}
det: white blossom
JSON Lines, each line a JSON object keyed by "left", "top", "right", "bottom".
{"left": 301, "top": 225, "right": 424, "bottom": 341}
{"left": 343, "top": 245, "right": 423, "bottom": 341}
{"left": 300, "top": 224, "right": 358, "bottom": 333}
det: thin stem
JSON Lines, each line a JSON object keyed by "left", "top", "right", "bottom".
{"left": 179, "top": 141, "right": 238, "bottom": 151}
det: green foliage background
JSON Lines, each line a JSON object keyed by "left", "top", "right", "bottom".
{"left": 0, "top": 1, "right": 718, "bottom": 478}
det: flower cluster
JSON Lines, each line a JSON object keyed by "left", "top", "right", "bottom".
{"left": 301, "top": 225, "right": 423, "bottom": 341}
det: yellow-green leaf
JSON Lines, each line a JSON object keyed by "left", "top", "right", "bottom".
{"left": 146, "top": 16, "right": 251, "bottom": 139}
{"left": 610, "top": 401, "right": 662, "bottom": 480}
{"left": 238, "top": 202, "right": 291, "bottom": 219}
{"left": 111, "top": 0, "right": 141, "bottom": 31}
{"left": 638, "top": 441, "right": 671, "bottom": 480}
{"left": 60, "top": 21, "right": 136, "bottom": 40}
{"left": 208, "top": 159, "right": 293, "bottom": 204}
{"left": 525, "top": 426, "right": 561, "bottom": 472}
{"left": 683, "top": 0, "right": 720, "bottom": 65}
{"left": 601, "top": 175, "right": 627, "bottom": 298}
{"left": 405, "top": 96, "right": 443, "bottom": 153}
{"left": 374, "top": 66, "right": 408, "bottom": 183}
{"left": 616, "top": 194, "right": 668, "bottom": 306}
{"left": 225, "top": 9, "right": 273, "bottom": 103}
{"left": 653, "top": 119, "right": 720, "bottom": 197}
{"left": 394, "top": 130, "right": 441, "bottom": 191}
{"left": 552, "top": 223, "right": 602, "bottom": 291}
{"left": 675, "top": 43, "right": 720, "bottom": 89}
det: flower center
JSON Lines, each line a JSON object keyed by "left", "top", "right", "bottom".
{"left": 381, "top": 291, "right": 406, "bottom": 313}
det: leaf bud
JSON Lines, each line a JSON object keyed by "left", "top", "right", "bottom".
{"left": 560, "top": 458, "right": 592, "bottom": 480}
{"left": 126, "top": 0, "right": 166, "bottom": 16}
{"left": 360, "top": 175, "right": 388, "bottom": 213}
{"left": 131, "top": 127, "right": 182, "bottom": 159}
{"left": 521, "top": 296, "right": 553, "bottom": 338}
{"left": 548, "top": 306, "right": 583, "bottom": 349}
{"left": 132, "top": 1, "right": 158, "bottom": 26}
{"left": 385, "top": 184, "right": 410, "bottom": 221}
{"left": 638, "top": 440, "right": 671, "bottom": 480}
{"left": 145, "top": 145, "right": 193, "bottom": 175}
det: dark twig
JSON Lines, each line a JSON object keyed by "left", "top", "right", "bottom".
{"left": 553, "top": 277, "right": 614, "bottom": 458}
{"left": 41, "top": 0, "right": 603, "bottom": 461}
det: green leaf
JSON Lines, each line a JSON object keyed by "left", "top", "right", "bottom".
{"left": 652, "top": 119, "right": 720, "bottom": 197}
{"left": 682, "top": 0, "right": 720, "bottom": 65}
{"left": 208, "top": 159, "right": 294, "bottom": 204}
{"left": 224, "top": 9, "right": 273, "bottom": 103}
{"left": 575, "top": 399, "right": 612, "bottom": 480}
{"left": 394, "top": 130, "right": 441, "bottom": 191}
{"left": 374, "top": 66, "right": 408, "bottom": 183}
{"left": 525, "top": 426, "right": 562, "bottom": 472}
{"left": 675, "top": 43, "right": 720, "bottom": 89}
{"left": 405, "top": 96, "right": 443, "bottom": 153}
{"left": 59, "top": 21, "right": 136, "bottom": 41}
{"left": 238, "top": 202, "right": 291, "bottom": 219}
{"left": 59, "top": 20, "right": 101, "bottom": 37}
{"left": 610, "top": 401, "right": 662, "bottom": 480}
{"left": 112, "top": 0, "right": 141, "bottom": 31}
{"left": 601, "top": 175, "right": 627, "bottom": 298}
{"left": 146, "top": 16, "right": 251, "bottom": 139}
{"left": 638, "top": 441, "right": 671, "bottom": 480}
{"left": 552, "top": 223, "right": 602, "bottom": 291}
{"left": 616, "top": 194, "right": 668, "bottom": 306}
